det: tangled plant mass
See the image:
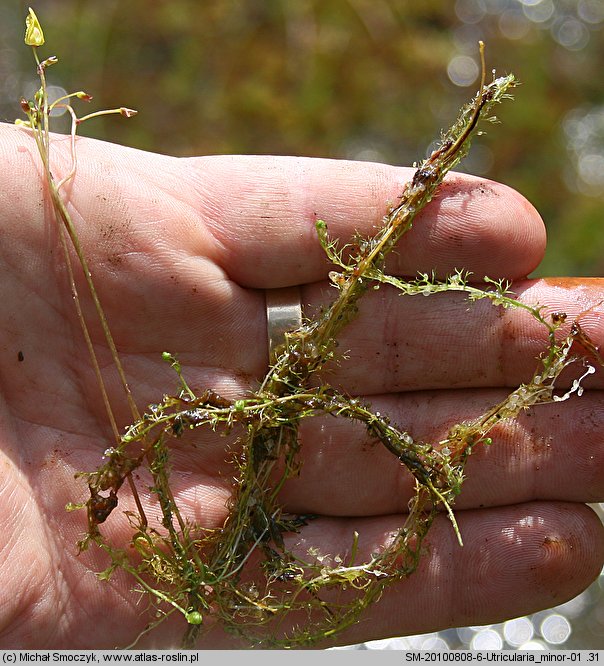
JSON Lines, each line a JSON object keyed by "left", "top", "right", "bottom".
{"left": 16, "top": 7, "right": 604, "bottom": 648}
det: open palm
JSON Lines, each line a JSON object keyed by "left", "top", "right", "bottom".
{"left": 0, "top": 122, "right": 603, "bottom": 649}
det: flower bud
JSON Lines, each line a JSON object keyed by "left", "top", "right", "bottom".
{"left": 39, "top": 55, "right": 58, "bottom": 69}
{"left": 20, "top": 97, "right": 32, "bottom": 114}
{"left": 24, "top": 7, "right": 45, "bottom": 47}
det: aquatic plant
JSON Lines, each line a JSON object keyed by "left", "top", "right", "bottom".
{"left": 16, "top": 7, "right": 602, "bottom": 648}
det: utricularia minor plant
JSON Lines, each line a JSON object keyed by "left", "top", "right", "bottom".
{"left": 16, "top": 7, "right": 603, "bottom": 649}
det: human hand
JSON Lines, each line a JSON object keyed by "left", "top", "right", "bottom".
{"left": 0, "top": 121, "right": 602, "bottom": 648}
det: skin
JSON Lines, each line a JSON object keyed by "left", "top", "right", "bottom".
{"left": 0, "top": 121, "right": 603, "bottom": 648}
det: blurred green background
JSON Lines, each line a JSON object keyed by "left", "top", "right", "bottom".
{"left": 2, "top": 0, "right": 604, "bottom": 650}
{"left": 2, "top": 0, "right": 604, "bottom": 277}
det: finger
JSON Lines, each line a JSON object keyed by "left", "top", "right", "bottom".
{"left": 50, "top": 274, "right": 604, "bottom": 439}
{"left": 35, "top": 268, "right": 604, "bottom": 409}
{"left": 280, "top": 389, "right": 604, "bottom": 515}
{"left": 302, "top": 276, "right": 604, "bottom": 395}
{"left": 186, "top": 154, "right": 545, "bottom": 287}
{"left": 2, "top": 124, "right": 544, "bottom": 292}
{"left": 125, "top": 501, "right": 604, "bottom": 648}
{"left": 294, "top": 502, "right": 604, "bottom": 647}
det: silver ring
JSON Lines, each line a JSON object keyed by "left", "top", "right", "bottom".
{"left": 265, "top": 286, "right": 302, "bottom": 362}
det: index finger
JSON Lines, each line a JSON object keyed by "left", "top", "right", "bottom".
{"left": 2, "top": 124, "right": 544, "bottom": 291}
{"left": 186, "top": 154, "right": 546, "bottom": 288}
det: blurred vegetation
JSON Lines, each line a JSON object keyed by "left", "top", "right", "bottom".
{"left": 2, "top": 0, "right": 604, "bottom": 649}
{"left": 2, "top": 0, "right": 604, "bottom": 276}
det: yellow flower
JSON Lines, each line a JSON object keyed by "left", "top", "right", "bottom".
{"left": 25, "top": 7, "right": 45, "bottom": 47}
